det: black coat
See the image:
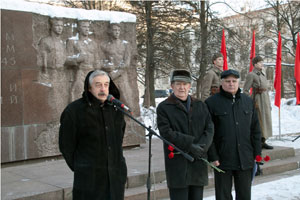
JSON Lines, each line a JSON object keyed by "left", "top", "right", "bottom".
{"left": 157, "top": 94, "right": 214, "bottom": 188}
{"left": 59, "top": 71, "right": 127, "bottom": 200}
{"left": 205, "top": 87, "right": 262, "bottom": 171}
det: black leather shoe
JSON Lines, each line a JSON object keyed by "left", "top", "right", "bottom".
{"left": 262, "top": 143, "right": 274, "bottom": 149}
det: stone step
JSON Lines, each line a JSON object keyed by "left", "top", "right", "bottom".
{"left": 124, "top": 149, "right": 300, "bottom": 200}
{"left": 125, "top": 181, "right": 168, "bottom": 200}
{"left": 1, "top": 144, "right": 297, "bottom": 200}
{"left": 125, "top": 146, "right": 295, "bottom": 189}
{"left": 127, "top": 170, "right": 166, "bottom": 189}
{"left": 261, "top": 146, "right": 295, "bottom": 160}
{"left": 260, "top": 152, "right": 300, "bottom": 175}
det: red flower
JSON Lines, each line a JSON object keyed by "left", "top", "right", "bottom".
{"left": 168, "top": 152, "right": 174, "bottom": 159}
{"left": 264, "top": 155, "right": 271, "bottom": 162}
{"left": 168, "top": 145, "right": 174, "bottom": 152}
{"left": 256, "top": 155, "right": 271, "bottom": 163}
{"left": 255, "top": 155, "right": 263, "bottom": 162}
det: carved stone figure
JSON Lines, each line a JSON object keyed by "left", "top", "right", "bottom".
{"left": 37, "top": 17, "right": 68, "bottom": 120}
{"left": 66, "top": 20, "right": 100, "bottom": 101}
{"left": 100, "top": 23, "right": 131, "bottom": 103}
{"left": 38, "top": 17, "right": 66, "bottom": 72}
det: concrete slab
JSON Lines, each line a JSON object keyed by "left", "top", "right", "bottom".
{"left": 1, "top": 172, "right": 25, "bottom": 184}
{"left": 1, "top": 178, "right": 62, "bottom": 200}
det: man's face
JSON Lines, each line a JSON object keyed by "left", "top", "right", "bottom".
{"left": 89, "top": 75, "right": 110, "bottom": 103}
{"left": 79, "top": 22, "right": 90, "bottom": 37}
{"left": 221, "top": 75, "right": 239, "bottom": 95}
{"left": 254, "top": 61, "right": 264, "bottom": 71}
{"left": 111, "top": 25, "right": 121, "bottom": 40}
{"left": 214, "top": 57, "right": 224, "bottom": 69}
{"left": 171, "top": 81, "right": 191, "bottom": 101}
{"left": 52, "top": 21, "right": 64, "bottom": 35}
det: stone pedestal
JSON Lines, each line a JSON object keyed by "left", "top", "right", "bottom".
{"left": 1, "top": 7, "right": 145, "bottom": 163}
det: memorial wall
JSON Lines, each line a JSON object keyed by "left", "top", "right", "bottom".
{"left": 1, "top": 0, "right": 145, "bottom": 163}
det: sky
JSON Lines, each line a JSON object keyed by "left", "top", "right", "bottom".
{"left": 209, "top": 0, "right": 270, "bottom": 17}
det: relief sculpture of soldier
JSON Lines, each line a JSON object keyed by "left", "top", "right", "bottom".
{"left": 100, "top": 23, "right": 132, "bottom": 107}
{"left": 37, "top": 17, "right": 68, "bottom": 120}
{"left": 66, "top": 20, "right": 100, "bottom": 101}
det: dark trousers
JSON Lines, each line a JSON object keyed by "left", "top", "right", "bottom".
{"left": 214, "top": 169, "right": 252, "bottom": 200}
{"left": 73, "top": 170, "right": 115, "bottom": 200}
{"left": 169, "top": 185, "right": 204, "bottom": 200}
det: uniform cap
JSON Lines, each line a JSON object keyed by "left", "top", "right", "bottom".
{"left": 170, "top": 69, "right": 192, "bottom": 83}
{"left": 221, "top": 69, "right": 240, "bottom": 79}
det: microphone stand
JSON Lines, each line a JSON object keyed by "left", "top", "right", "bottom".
{"left": 292, "top": 135, "right": 300, "bottom": 142}
{"left": 112, "top": 104, "right": 194, "bottom": 200}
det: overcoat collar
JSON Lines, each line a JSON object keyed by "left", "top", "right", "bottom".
{"left": 165, "top": 94, "right": 193, "bottom": 114}
{"left": 220, "top": 86, "right": 241, "bottom": 100}
{"left": 253, "top": 68, "right": 265, "bottom": 76}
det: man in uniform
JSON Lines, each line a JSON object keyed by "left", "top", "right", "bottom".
{"left": 201, "top": 53, "right": 223, "bottom": 101}
{"left": 243, "top": 56, "right": 273, "bottom": 149}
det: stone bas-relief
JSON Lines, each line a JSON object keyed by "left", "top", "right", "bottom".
{"left": 1, "top": 9, "right": 144, "bottom": 163}
{"left": 37, "top": 17, "right": 69, "bottom": 121}
{"left": 101, "top": 23, "right": 130, "bottom": 81}
{"left": 100, "top": 23, "right": 144, "bottom": 146}
{"left": 66, "top": 20, "right": 100, "bottom": 101}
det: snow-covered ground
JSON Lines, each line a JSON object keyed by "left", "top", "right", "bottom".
{"left": 204, "top": 172, "right": 300, "bottom": 200}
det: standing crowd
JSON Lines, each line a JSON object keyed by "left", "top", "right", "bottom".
{"left": 59, "top": 53, "right": 273, "bottom": 200}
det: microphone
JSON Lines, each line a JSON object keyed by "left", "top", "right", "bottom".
{"left": 107, "top": 94, "right": 132, "bottom": 114}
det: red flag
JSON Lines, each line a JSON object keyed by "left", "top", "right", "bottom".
{"left": 274, "top": 32, "right": 282, "bottom": 108}
{"left": 249, "top": 30, "right": 256, "bottom": 95}
{"left": 295, "top": 33, "right": 300, "bottom": 105}
{"left": 249, "top": 30, "right": 255, "bottom": 72}
{"left": 220, "top": 29, "right": 228, "bottom": 70}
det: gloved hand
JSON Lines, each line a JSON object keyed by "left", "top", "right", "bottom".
{"left": 190, "top": 144, "right": 205, "bottom": 159}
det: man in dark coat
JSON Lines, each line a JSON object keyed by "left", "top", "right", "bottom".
{"left": 59, "top": 70, "right": 127, "bottom": 200}
{"left": 157, "top": 69, "right": 214, "bottom": 200}
{"left": 205, "top": 69, "right": 262, "bottom": 200}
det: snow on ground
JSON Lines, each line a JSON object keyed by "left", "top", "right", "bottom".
{"left": 203, "top": 173, "right": 300, "bottom": 200}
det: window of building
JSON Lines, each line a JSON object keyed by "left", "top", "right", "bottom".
{"left": 255, "top": 45, "right": 260, "bottom": 55}
{"left": 229, "top": 48, "right": 236, "bottom": 63}
{"left": 264, "top": 21, "right": 272, "bottom": 33}
{"left": 264, "top": 43, "right": 273, "bottom": 58}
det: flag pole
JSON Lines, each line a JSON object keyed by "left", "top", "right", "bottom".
{"left": 274, "top": 31, "right": 282, "bottom": 140}
{"left": 279, "top": 107, "right": 281, "bottom": 140}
